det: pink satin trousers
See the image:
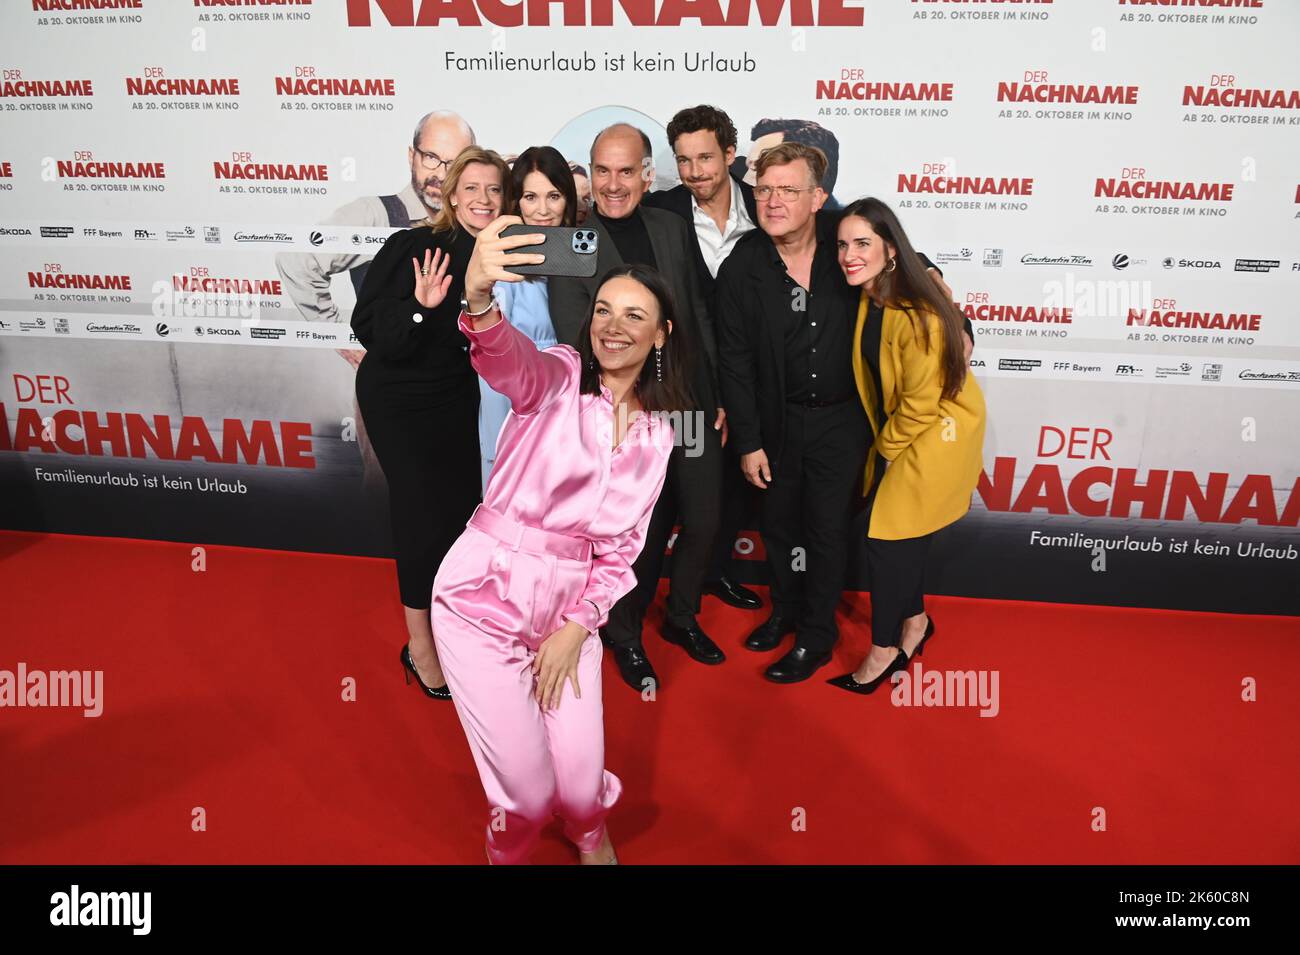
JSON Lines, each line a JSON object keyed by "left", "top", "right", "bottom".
{"left": 430, "top": 505, "right": 622, "bottom": 864}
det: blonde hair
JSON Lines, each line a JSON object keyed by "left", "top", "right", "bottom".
{"left": 754, "top": 141, "right": 827, "bottom": 189}
{"left": 426, "top": 147, "right": 512, "bottom": 233}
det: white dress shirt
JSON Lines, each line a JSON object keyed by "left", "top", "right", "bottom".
{"left": 691, "top": 177, "right": 755, "bottom": 278}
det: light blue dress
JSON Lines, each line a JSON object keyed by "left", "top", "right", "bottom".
{"left": 478, "top": 277, "right": 558, "bottom": 492}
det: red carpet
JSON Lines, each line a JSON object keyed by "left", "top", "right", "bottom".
{"left": 2, "top": 530, "right": 1297, "bottom": 864}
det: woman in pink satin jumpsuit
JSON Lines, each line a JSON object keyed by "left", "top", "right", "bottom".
{"left": 423, "top": 216, "right": 694, "bottom": 864}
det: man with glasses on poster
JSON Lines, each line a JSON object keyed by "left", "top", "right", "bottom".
{"left": 276, "top": 109, "right": 476, "bottom": 337}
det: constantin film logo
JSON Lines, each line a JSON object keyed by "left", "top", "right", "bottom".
{"left": 1021, "top": 253, "right": 1094, "bottom": 267}
{"left": 1238, "top": 369, "right": 1300, "bottom": 384}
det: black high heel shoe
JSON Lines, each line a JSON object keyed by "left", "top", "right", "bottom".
{"left": 908, "top": 616, "right": 937, "bottom": 659}
{"left": 827, "top": 648, "right": 909, "bottom": 695}
{"left": 401, "top": 644, "right": 452, "bottom": 701}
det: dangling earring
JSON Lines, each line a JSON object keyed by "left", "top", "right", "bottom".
{"left": 655, "top": 344, "right": 663, "bottom": 382}
{"left": 885, "top": 256, "right": 897, "bottom": 274}
{"left": 588, "top": 352, "right": 597, "bottom": 371}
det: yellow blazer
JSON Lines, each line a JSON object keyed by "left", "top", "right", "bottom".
{"left": 851, "top": 293, "right": 987, "bottom": 540}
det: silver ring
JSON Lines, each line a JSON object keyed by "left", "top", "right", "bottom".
{"left": 420, "top": 268, "right": 429, "bottom": 275}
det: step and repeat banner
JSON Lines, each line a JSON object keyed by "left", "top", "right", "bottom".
{"left": 0, "top": 0, "right": 1297, "bottom": 613}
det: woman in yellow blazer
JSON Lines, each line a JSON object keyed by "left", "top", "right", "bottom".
{"left": 827, "top": 198, "right": 986, "bottom": 694}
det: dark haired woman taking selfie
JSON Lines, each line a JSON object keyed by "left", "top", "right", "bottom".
{"left": 429, "top": 215, "right": 692, "bottom": 864}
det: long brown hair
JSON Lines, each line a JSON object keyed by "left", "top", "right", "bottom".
{"left": 427, "top": 147, "right": 512, "bottom": 233}
{"left": 839, "top": 197, "right": 966, "bottom": 400}
{"left": 576, "top": 264, "right": 694, "bottom": 413}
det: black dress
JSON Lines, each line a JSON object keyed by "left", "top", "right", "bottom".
{"left": 351, "top": 226, "right": 481, "bottom": 609}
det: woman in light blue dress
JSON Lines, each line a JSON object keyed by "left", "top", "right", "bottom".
{"left": 477, "top": 146, "right": 576, "bottom": 491}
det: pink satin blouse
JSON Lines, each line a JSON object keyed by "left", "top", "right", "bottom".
{"left": 457, "top": 308, "right": 674, "bottom": 635}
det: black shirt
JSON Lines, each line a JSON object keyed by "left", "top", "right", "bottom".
{"left": 859, "top": 298, "right": 888, "bottom": 493}
{"left": 715, "top": 220, "right": 947, "bottom": 460}
{"left": 595, "top": 207, "right": 657, "bottom": 270}
{"left": 778, "top": 233, "right": 857, "bottom": 404}
{"left": 860, "top": 299, "right": 886, "bottom": 417}
{"left": 350, "top": 225, "right": 479, "bottom": 404}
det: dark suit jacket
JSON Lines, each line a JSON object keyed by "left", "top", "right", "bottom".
{"left": 715, "top": 224, "right": 959, "bottom": 472}
{"left": 547, "top": 205, "right": 719, "bottom": 413}
{"left": 642, "top": 176, "right": 758, "bottom": 310}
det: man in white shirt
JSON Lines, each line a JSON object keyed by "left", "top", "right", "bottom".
{"left": 644, "top": 105, "right": 763, "bottom": 615}
{"left": 645, "top": 106, "right": 758, "bottom": 309}
{"left": 646, "top": 105, "right": 965, "bottom": 628}
{"left": 691, "top": 169, "right": 755, "bottom": 278}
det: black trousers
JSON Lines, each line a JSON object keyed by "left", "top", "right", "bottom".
{"left": 605, "top": 412, "right": 723, "bottom": 647}
{"left": 707, "top": 438, "right": 760, "bottom": 582}
{"left": 862, "top": 475, "right": 932, "bottom": 648}
{"left": 763, "top": 400, "right": 870, "bottom": 654}
{"left": 355, "top": 364, "right": 481, "bottom": 611}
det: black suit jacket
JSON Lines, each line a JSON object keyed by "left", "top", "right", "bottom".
{"left": 642, "top": 176, "right": 758, "bottom": 310}
{"left": 715, "top": 225, "right": 958, "bottom": 471}
{"left": 547, "top": 205, "right": 719, "bottom": 413}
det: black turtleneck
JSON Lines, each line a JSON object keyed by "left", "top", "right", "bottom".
{"left": 595, "top": 207, "right": 657, "bottom": 270}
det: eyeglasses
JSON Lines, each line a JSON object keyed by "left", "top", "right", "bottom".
{"left": 754, "top": 185, "right": 817, "bottom": 202}
{"left": 413, "top": 146, "right": 453, "bottom": 173}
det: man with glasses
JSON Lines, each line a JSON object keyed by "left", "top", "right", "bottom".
{"left": 276, "top": 110, "right": 475, "bottom": 330}
{"left": 737, "top": 118, "right": 844, "bottom": 210}
{"left": 717, "top": 142, "right": 964, "bottom": 683}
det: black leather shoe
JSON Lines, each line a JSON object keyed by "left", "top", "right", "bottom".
{"left": 827, "top": 649, "right": 909, "bottom": 695}
{"left": 744, "top": 614, "right": 796, "bottom": 652}
{"left": 764, "top": 646, "right": 833, "bottom": 684}
{"left": 702, "top": 575, "right": 762, "bottom": 610}
{"left": 907, "top": 616, "right": 937, "bottom": 658}
{"left": 401, "top": 644, "right": 452, "bottom": 701}
{"left": 609, "top": 643, "right": 660, "bottom": 692}
{"left": 661, "top": 620, "right": 725, "bottom": 665}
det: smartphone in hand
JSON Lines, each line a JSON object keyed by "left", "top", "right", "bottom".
{"left": 500, "top": 225, "right": 600, "bottom": 278}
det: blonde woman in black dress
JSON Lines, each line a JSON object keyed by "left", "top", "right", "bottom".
{"left": 351, "top": 148, "right": 511, "bottom": 699}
